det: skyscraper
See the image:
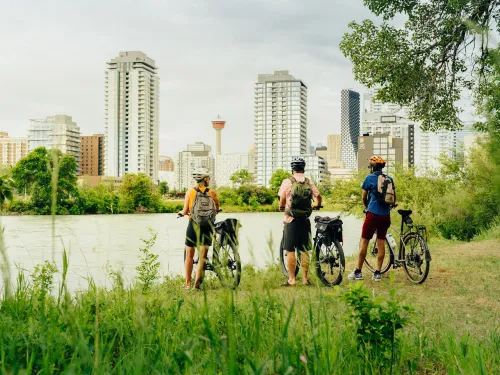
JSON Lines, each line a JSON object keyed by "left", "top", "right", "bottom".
{"left": 28, "top": 115, "right": 81, "bottom": 168}
{"left": 80, "top": 134, "right": 104, "bottom": 176}
{"left": 340, "top": 89, "right": 360, "bottom": 170}
{"left": 327, "top": 134, "right": 343, "bottom": 168}
{"left": 104, "top": 51, "right": 159, "bottom": 180}
{"left": 254, "top": 70, "right": 307, "bottom": 186}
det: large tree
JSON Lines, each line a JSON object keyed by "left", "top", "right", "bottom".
{"left": 269, "top": 169, "right": 290, "bottom": 194}
{"left": 229, "top": 169, "right": 254, "bottom": 187}
{"left": 340, "top": 0, "right": 500, "bottom": 132}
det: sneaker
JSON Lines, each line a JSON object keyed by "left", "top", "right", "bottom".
{"left": 348, "top": 269, "right": 363, "bottom": 280}
{"left": 372, "top": 271, "right": 382, "bottom": 282}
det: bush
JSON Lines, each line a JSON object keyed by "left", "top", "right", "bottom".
{"left": 6, "top": 199, "right": 33, "bottom": 213}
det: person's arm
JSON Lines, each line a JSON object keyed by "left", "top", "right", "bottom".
{"left": 392, "top": 190, "right": 398, "bottom": 208}
{"left": 211, "top": 191, "right": 221, "bottom": 212}
{"left": 309, "top": 180, "right": 322, "bottom": 209}
{"left": 362, "top": 189, "right": 369, "bottom": 208}
{"left": 179, "top": 190, "right": 190, "bottom": 216}
{"left": 278, "top": 179, "right": 290, "bottom": 211}
{"left": 279, "top": 195, "right": 286, "bottom": 210}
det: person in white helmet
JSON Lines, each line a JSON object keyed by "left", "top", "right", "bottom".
{"left": 278, "top": 157, "right": 322, "bottom": 286}
{"left": 178, "top": 169, "right": 220, "bottom": 290}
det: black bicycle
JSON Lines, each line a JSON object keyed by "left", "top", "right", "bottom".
{"left": 180, "top": 212, "right": 242, "bottom": 289}
{"left": 279, "top": 213, "right": 345, "bottom": 287}
{"left": 364, "top": 209, "right": 431, "bottom": 284}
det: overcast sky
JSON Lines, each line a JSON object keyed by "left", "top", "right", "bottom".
{"left": 1, "top": 0, "right": 389, "bottom": 156}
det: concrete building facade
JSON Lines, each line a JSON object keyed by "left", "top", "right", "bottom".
{"left": 215, "top": 153, "right": 249, "bottom": 187}
{"left": 159, "top": 155, "right": 174, "bottom": 172}
{"left": 303, "top": 155, "right": 329, "bottom": 184}
{"left": 254, "top": 70, "right": 307, "bottom": 186}
{"left": 358, "top": 134, "right": 404, "bottom": 175}
{"left": 28, "top": 115, "right": 81, "bottom": 167}
{"left": 414, "top": 128, "right": 457, "bottom": 174}
{"left": 174, "top": 142, "right": 215, "bottom": 190}
{"left": 80, "top": 134, "right": 104, "bottom": 176}
{"left": 340, "top": 89, "right": 360, "bottom": 170}
{"left": 104, "top": 51, "right": 159, "bottom": 180}
{"left": 0, "top": 132, "right": 28, "bottom": 167}
{"left": 327, "top": 134, "right": 343, "bottom": 168}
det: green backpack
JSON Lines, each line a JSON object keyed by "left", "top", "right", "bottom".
{"left": 285, "top": 177, "right": 313, "bottom": 218}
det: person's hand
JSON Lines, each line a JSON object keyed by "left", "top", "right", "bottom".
{"left": 177, "top": 212, "right": 184, "bottom": 218}
{"left": 392, "top": 203, "right": 398, "bottom": 208}
{"left": 312, "top": 205, "right": 321, "bottom": 211}
{"left": 279, "top": 206, "right": 285, "bottom": 212}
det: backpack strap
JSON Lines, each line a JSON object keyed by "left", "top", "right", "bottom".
{"left": 288, "top": 176, "right": 296, "bottom": 184}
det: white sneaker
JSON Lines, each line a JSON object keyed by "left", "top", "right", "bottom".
{"left": 348, "top": 269, "right": 363, "bottom": 280}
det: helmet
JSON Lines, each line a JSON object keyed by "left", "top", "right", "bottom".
{"left": 192, "top": 169, "right": 210, "bottom": 182}
{"left": 291, "top": 156, "right": 306, "bottom": 171}
{"left": 369, "top": 155, "right": 386, "bottom": 168}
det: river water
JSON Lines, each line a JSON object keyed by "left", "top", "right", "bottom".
{"left": 0, "top": 212, "right": 362, "bottom": 291}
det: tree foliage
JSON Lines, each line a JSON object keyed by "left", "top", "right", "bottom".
{"left": 0, "top": 175, "right": 14, "bottom": 206}
{"left": 159, "top": 181, "right": 169, "bottom": 196}
{"left": 229, "top": 169, "right": 254, "bottom": 187}
{"left": 269, "top": 169, "right": 290, "bottom": 194}
{"left": 119, "top": 173, "right": 161, "bottom": 213}
{"left": 340, "top": 0, "right": 499, "bottom": 131}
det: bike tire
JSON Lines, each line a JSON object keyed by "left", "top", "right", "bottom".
{"left": 402, "top": 232, "right": 431, "bottom": 284}
{"left": 364, "top": 237, "right": 394, "bottom": 274}
{"left": 213, "top": 235, "right": 242, "bottom": 289}
{"left": 279, "top": 236, "right": 300, "bottom": 278}
{"left": 315, "top": 238, "right": 345, "bottom": 287}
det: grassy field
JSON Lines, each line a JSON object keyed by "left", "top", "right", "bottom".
{"left": 0, "top": 238, "right": 499, "bottom": 374}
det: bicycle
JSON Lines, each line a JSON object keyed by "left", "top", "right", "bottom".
{"left": 279, "top": 209, "right": 345, "bottom": 287}
{"left": 364, "top": 209, "right": 431, "bottom": 284}
{"left": 178, "top": 211, "right": 242, "bottom": 289}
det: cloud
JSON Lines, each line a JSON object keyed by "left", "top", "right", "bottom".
{"left": 0, "top": 0, "right": 373, "bottom": 155}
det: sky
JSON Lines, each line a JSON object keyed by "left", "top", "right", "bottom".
{"left": 0, "top": 0, "right": 432, "bottom": 157}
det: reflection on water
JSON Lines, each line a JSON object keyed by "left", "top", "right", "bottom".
{"left": 1, "top": 212, "right": 362, "bottom": 291}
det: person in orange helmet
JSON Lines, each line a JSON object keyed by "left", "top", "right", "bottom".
{"left": 348, "top": 155, "right": 397, "bottom": 282}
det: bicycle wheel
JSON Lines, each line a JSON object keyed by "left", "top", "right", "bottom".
{"left": 315, "top": 238, "right": 345, "bottom": 287}
{"left": 279, "top": 236, "right": 300, "bottom": 278}
{"left": 364, "top": 234, "right": 393, "bottom": 274}
{"left": 402, "top": 232, "right": 431, "bottom": 284}
{"left": 213, "top": 235, "right": 241, "bottom": 289}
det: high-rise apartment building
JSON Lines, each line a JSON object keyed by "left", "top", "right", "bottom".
{"left": 104, "top": 51, "right": 159, "bottom": 180}
{"left": 28, "top": 115, "right": 81, "bottom": 166}
{"left": 303, "top": 155, "right": 330, "bottom": 184}
{"left": 358, "top": 134, "right": 404, "bottom": 175}
{"left": 159, "top": 155, "right": 174, "bottom": 171}
{"left": 340, "top": 89, "right": 360, "bottom": 170}
{"left": 254, "top": 70, "right": 307, "bottom": 186}
{"left": 174, "top": 142, "right": 215, "bottom": 190}
{"left": 361, "top": 113, "right": 415, "bottom": 167}
{"left": 0, "top": 132, "right": 28, "bottom": 167}
{"left": 216, "top": 153, "right": 249, "bottom": 187}
{"left": 362, "top": 86, "right": 402, "bottom": 115}
{"left": 80, "top": 134, "right": 104, "bottom": 176}
{"left": 248, "top": 144, "right": 257, "bottom": 176}
{"left": 414, "top": 128, "right": 457, "bottom": 173}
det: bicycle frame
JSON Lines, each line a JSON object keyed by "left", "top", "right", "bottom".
{"left": 386, "top": 213, "right": 428, "bottom": 267}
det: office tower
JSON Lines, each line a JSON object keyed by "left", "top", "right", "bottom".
{"left": 315, "top": 146, "right": 327, "bottom": 161}
{"left": 105, "top": 51, "right": 159, "bottom": 180}
{"left": 80, "top": 134, "right": 104, "bottom": 176}
{"left": 254, "top": 70, "right": 307, "bottom": 186}
{"left": 340, "top": 89, "right": 360, "bottom": 170}
{"left": 358, "top": 134, "right": 404, "bottom": 175}
{"left": 0, "top": 132, "right": 28, "bottom": 167}
{"left": 327, "top": 134, "right": 343, "bottom": 168}
{"left": 414, "top": 128, "right": 457, "bottom": 174}
{"left": 28, "top": 114, "right": 81, "bottom": 167}
{"left": 215, "top": 153, "right": 249, "bottom": 187}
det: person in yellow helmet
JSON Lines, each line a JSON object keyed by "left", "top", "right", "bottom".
{"left": 348, "top": 155, "right": 397, "bottom": 282}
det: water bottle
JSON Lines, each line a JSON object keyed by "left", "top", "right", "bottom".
{"left": 387, "top": 234, "right": 397, "bottom": 251}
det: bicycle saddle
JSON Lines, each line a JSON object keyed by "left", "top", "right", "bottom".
{"left": 398, "top": 209, "right": 413, "bottom": 216}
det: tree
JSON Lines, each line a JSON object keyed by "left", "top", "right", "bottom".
{"left": 11, "top": 147, "right": 78, "bottom": 214}
{"left": 159, "top": 181, "right": 169, "bottom": 196}
{"left": 229, "top": 169, "right": 254, "bottom": 187}
{"left": 119, "top": 173, "right": 160, "bottom": 213}
{"left": 269, "top": 169, "right": 290, "bottom": 194}
{"left": 339, "top": 0, "right": 499, "bottom": 132}
{"left": 0, "top": 175, "right": 14, "bottom": 206}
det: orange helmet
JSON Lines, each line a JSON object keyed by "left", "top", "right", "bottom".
{"left": 369, "top": 155, "right": 386, "bottom": 168}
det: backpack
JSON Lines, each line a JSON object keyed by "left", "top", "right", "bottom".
{"left": 375, "top": 174, "right": 395, "bottom": 206}
{"left": 191, "top": 188, "right": 216, "bottom": 227}
{"left": 285, "top": 177, "right": 313, "bottom": 218}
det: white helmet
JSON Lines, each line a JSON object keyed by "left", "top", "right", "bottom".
{"left": 192, "top": 168, "right": 210, "bottom": 182}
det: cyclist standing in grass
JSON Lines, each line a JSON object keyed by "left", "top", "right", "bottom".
{"left": 348, "top": 156, "right": 397, "bottom": 282}
{"left": 178, "top": 169, "right": 220, "bottom": 290}
{"left": 279, "top": 157, "right": 322, "bottom": 287}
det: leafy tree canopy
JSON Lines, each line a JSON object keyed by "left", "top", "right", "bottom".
{"left": 269, "top": 169, "right": 290, "bottom": 194}
{"left": 229, "top": 169, "right": 254, "bottom": 187}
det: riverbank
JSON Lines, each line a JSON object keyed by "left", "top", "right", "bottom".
{"left": 0, "top": 238, "right": 498, "bottom": 373}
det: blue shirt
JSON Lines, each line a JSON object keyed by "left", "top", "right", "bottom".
{"left": 362, "top": 171, "right": 395, "bottom": 216}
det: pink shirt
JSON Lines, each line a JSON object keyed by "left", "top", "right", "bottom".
{"left": 278, "top": 173, "right": 320, "bottom": 223}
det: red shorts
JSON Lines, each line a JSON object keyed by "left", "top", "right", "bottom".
{"left": 361, "top": 212, "right": 391, "bottom": 240}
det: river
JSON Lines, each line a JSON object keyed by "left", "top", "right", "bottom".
{"left": 0, "top": 212, "right": 362, "bottom": 291}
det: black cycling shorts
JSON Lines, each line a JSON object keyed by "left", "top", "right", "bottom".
{"left": 185, "top": 220, "right": 213, "bottom": 247}
{"left": 283, "top": 218, "right": 312, "bottom": 253}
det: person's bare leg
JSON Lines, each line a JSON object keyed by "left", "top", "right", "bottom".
{"left": 376, "top": 238, "right": 386, "bottom": 271}
{"left": 194, "top": 246, "right": 209, "bottom": 288}
{"left": 301, "top": 251, "right": 310, "bottom": 284}
{"left": 357, "top": 238, "right": 370, "bottom": 271}
{"left": 185, "top": 246, "right": 195, "bottom": 287}
{"left": 286, "top": 251, "right": 297, "bottom": 285}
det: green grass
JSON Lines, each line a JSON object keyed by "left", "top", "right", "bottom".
{"left": 0, "top": 238, "right": 499, "bottom": 374}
